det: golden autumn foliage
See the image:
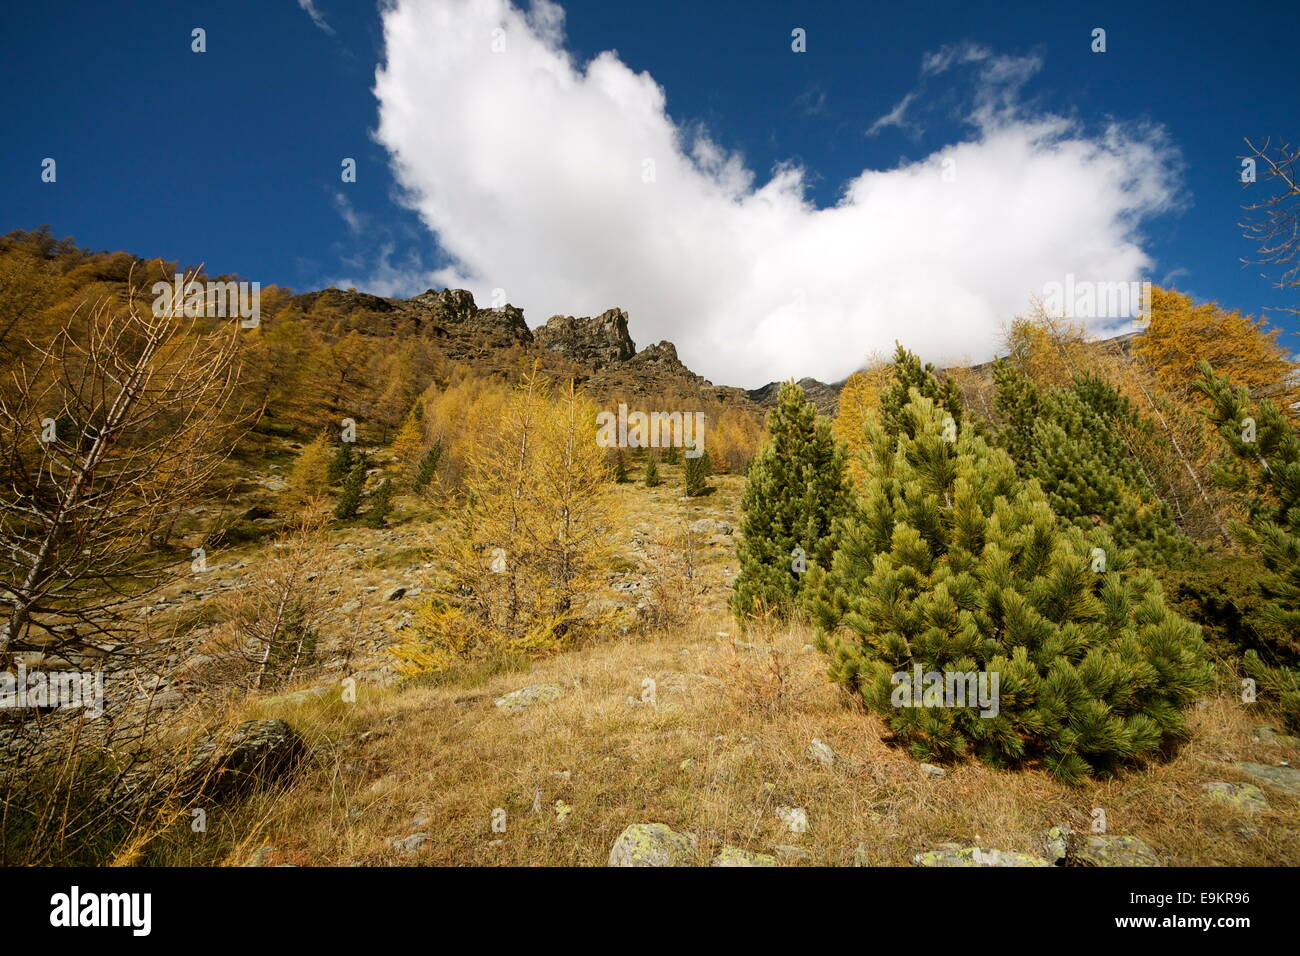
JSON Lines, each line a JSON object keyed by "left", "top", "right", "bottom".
{"left": 832, "top": 361, "right": 890, "bottom": 484}
{"left": 388, "top": 411, "right": 425, "bottom": 475}
{"left": 390, "top": 370, "right": 623, "bottom": 674}
{"left": 279, "top": 432, "right": 333, "bottom": 512}
{"left": 1135, "top": 287, "right": 1299, "bottom": 417}
{"left": 706, "top": 406, "right": 764, "bottom": 474}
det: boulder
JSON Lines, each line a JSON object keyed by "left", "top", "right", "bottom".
{"left": 183, "top": 718, "right": 305, "bottom": 801}
{"left": 913, "top": 846, "right": 1051, "bottom": 867}
{"left": 1067, "top": 834, "right": 1161, "bottom": 867}
{"left": 608, "top": 823, "right": 697, "bottom": 867}
{"left": 1235, "top": 761, "right": 1300, "bottom": 796}
{"left": 1202, "top": 781, "right": 1270, "bottom": 812}
{"left": 712, "top": 846, "right": 777, "bottom": 867}
{"left": 1042, "top": 825, "right": 1072, "bottom": 864}
{"left": 493, "top": 684, "right": 564, "bottom": 712}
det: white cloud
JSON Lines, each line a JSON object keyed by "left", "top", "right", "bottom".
{"left": 297, "top": 0, "right": 335, "bottom": 35}
{"left": 332, "top": 191, "right": 363, "bottom": 234}
{"left": 372, "top": 0, "right": 1181, "bottom": 387}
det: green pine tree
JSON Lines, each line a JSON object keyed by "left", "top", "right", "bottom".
{"left": 644, "top": 453, "right": 661, "bottom": 487}
{"left": 807, "top": 389, "right": 1211, "bottom": 781}
{"left": 611, "top": 448, "right": 630, "bottom": 483}
{"left": 683, "top": 445, "right": 712, "bottom": 497}
{"left": 326, "top": 441, "right": 355, "bottom": 483}
{"left": 662, "top": 444, "right": 680, "bottom": 465}
{"left": 993, "top": 362, "right": 1191, "bottom": 564}
{"left": 879, "top": 343, "right": 963, "bottom": 440}
{"left": 731, "top": 381, "right": 848, "bottom": 621}
{"left": 363, "top": 477, "right": 395, "bottom": 528}
{"left": 412, "top": 438, "right": 443, "bottom": 492}
{"left": 1197, "top": 361, "right": 1300, "bottom": 729}
{"left": 334, "top": 457, "right": 368, "bottom": 520}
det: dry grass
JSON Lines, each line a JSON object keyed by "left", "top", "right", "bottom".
{"left": 155, "top": 611, "right": 1300, "bottom": 867}
{"left": 107, "top": 460, "right": 1299, "bottom": 868}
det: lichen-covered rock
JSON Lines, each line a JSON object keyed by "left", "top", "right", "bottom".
{"left": 493, "top": 684, "right": 564, "bottom": 713}
{"left": 712, "top": 845, "right": 777, "bottom": 867}
{"left": 608, "top": 823, "right": 696, "bottom": 867}
{"left": 1067, "top": 834, "right": 1161, "bottom": 867}
{"left": 1202, "top": 781, "right": 1270, "bottom": 812}
{"left": 1236, "top": 761, "right": 1300, "bottom": 796}
{"left": 1043, "top": 825, "right": 1073, "bottom": 863}
{"left": 912, "top": 846, "right": 1051, "bottom": 867}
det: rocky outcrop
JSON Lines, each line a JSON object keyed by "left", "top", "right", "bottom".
{"left": 399, "top": 289, "right": 533, "bottom": 352}
{"left": 747, "top": 376, "right": 843, "bottom": 416}
{"left": 534, "top": 308, "right": 636, "bottom": 369}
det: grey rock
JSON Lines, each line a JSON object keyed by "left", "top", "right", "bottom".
{"left": 913, "top": 846, "right": 1052, "bottom": 867}
{"left": 1251, "top": 725, "right": 1300, "bottom": 747}
{"left": 383, "top": 586, "right": 408, "bottom": 601}
{"left": 608, "top": 823, "right": 697, "bottom": 867}
{"left": 1043, "top": 825, "right": 1073, "bottom": 863}
{"left": 1202, "top": 781, "right": 1270, "bottom": 812}
{"left": 387, "top": 832, "right": 429, "bottom": 855}
{"left": 807, "top": 738, "right": 836, "bottom": 768}
{"left": 181, "top": 719, "right": 305, "bottom": 802}
{"left": 919, "top": 763, "right": 946, "bottom": 778}
{"left": 1067, "top": 834, "right": 1161, "bottom": 867}
{"left": 712, "top": 845, "right": 778, "bottom": 867}
{"left": 1235, "top": 761, "right": 1300, "bottom": 796}
{"left": 494, "top": 683, "right": 564, "bottom": 712}
{"left": 776, "top": 806, "right": 809, "bottom": 833}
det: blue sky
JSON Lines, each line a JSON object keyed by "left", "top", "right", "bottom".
{"left": 1, "top": 0, "right": 1296, "bottom": 386}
